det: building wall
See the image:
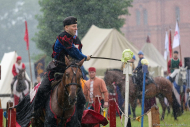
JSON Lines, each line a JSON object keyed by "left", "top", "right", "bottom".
{"left": 121, "top": 0, "right": 190, "bottom": 61}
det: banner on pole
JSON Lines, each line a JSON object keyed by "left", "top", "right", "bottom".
{"left": 24, "top": 21, "right": 29, "bottom": 50}
{"left": 34, "top": 56, "right": 46, "bottom": 78}
{"left": 164, "top": 32, "right": 169, "bottom": 60}
{"left": 173, "top": 21, "right": 180, "bottom": 49}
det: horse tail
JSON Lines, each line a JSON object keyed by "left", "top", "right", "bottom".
{"left": 172, "top": 91, "right": 182, "bottom": 120}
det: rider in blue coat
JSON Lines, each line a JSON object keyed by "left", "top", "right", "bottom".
{"left": 33, "top": 16, "right": 91, "bottom": 125}
{"left": 133, "top": 51, "right": 144, "bottom": 91}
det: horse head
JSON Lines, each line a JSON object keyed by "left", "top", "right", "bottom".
{"left": 17, "top": 68, "right": 25, "bottom": 80}
{"left": 104, "top": 69, "right": 124, "bottom": 93}
{"left": 16, "top": 69, "right": 27, "bottom": 92}
{"left": 179, "top": 66, "right": 187, "bottom": 85}
{"left": 63, "top": 56, "right": 84, "bottom": 105}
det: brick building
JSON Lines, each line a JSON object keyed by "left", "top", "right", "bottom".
{"left": 121, "top": 0, "right": 190, "bottom": 61}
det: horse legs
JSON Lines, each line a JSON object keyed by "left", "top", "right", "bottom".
{"left": 157, "top": 95, "right": 166, "bottom": 120}
{"left": 130, "top": 98, "right": 137, "bottom": 119}
{"left": 180, "top": 92, "right": 184, "bottom": 113}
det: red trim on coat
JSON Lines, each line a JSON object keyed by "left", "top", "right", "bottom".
{"left": 48, "top": 71, "right": 55, "bottom": 81}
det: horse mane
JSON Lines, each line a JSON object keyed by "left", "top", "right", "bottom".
{"left": 107, "top": 69, "right": 123, "bottom": 73}
{"left": 69, "top": 60, "right": 80, "bottom": 65}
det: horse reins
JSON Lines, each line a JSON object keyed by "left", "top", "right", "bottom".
{"left": 55, "top": 63, "right": 82, "bottom": 124}
{"left": 56, "top": 64, "right": 82, "bottom": 109}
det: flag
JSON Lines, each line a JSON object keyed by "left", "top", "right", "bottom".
{"left": 169, "top": 30, "right": 172, "bottom": 58}
{"left": 173, "top": 21, "right": 180, "bottom": 48}
{"left": 34, "top": 56, "right": 46, "bottom": 78}
{"left": 164, "top": 31, "right": 169, "bottom": 60}
{"left": 24, "top": 21, "right": 29, "bottom": 50}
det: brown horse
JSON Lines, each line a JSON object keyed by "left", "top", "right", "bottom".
{"left": 32, "top": 57, "right": 85, "bottom": 127}
{"left": 104, "top": 69, "right": 181, "bottom": 120}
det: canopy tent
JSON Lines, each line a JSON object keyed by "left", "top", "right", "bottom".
{"left": 141, "top": 36, "right": 167, "bottom": 71}
{"left": 0, "top": 51, "right": 30, "bottom": 108}
{"left": 82, "top": 25, "right": 163, "bottom": 76}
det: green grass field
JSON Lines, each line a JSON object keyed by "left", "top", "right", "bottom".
{"left": 105, "top": 105, "right": 190, "bottom": 127}
{"left": 3, "top": 105, "right": 190, "bottom": 127}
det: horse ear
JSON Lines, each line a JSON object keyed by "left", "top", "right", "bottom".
{"left": 186, "top": 66, "right": 188, "bottom": 69}
{"left": 105, "top": 69, "right": 108, "bottom": 74}
{"left": 78, "top": 58, "right": 85, "bottom": 67}
{"left": 65, "top": 56, "right": 70, "bottom": 66}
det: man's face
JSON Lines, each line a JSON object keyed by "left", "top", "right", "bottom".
{"left": 17, "top": 60, "right": 21, "bottom": 65}
{"left": 89, "top": 71, "right": 96, "bottom": 79}
{"left": 37, "top": 76, "right": 41, "bottom": 83}
{"left": 138, "top": 54, "right": 143, "bottom": 59}
{"left": 174, "top": 53, "right": 178, "bottom": 58}
{"left": 65, "top": 24, "right": 77, "bottom": 36}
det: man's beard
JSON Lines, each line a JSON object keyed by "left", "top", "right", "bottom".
{"left": 90, "top": 76, "right": 95, "bottom": 79}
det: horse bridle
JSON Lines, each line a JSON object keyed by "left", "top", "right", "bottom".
{"left": 56, "top": 63, "right": 82, "bottom": 110}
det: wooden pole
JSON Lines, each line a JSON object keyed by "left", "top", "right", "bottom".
{"left": 0, "top": 99, "right": 1, "bottom": 109}
{"left": 109, "top": 99, "right": 116, "bottom": 127}
{"left": 177, "top": 20, "right": 182, "bottom": 63}
{"left": 123, "top": 63, "right": 129, "bottom": 127}
{"left": 94, "top": 96, "right": 100, "bottom": 127}
{"left": 167, "top": 56, "right": 169, "bottom": 75}
{"left": 8, "top": 108, "right": 16, "bottom": 127}
{"left": 141, "top": 65, "right": 148, "bottom": 127}
{"left": 0, "top": 99, "right": 3, "bottom": 127}
{"left": 28, "top": 48, "right": 33, "bottom": 87}
{"left": 179, "top": 45, "right": 182, "bottom": 63}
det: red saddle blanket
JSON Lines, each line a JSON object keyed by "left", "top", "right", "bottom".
{"left": 82, "top": 109, "right": 108, "bottom": 126}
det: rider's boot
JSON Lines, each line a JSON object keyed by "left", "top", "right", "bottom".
{"left": 132, "top": 75, "right": 136, "bottom": 84}
{"left": 169, "top": 76, "right": 175, "bottom": 83}
{"left": 145, "top": 76, "right": 153, "bottom": 85}
{"left": 33, "top": 74, "right": 52, "bottom": 112}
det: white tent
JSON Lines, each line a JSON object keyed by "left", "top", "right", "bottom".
{"left": 82, "top": 25, "right": 163, "bottom": 76}
{"left": 141, "top": 36, "right": 167, "bottom": 71}
{"left": 0, "top": 51, "right": 30, "bottom": 108}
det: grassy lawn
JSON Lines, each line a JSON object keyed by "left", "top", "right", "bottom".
{"left": 3, "top": 104, "right": 190, "bottom": 127}
{"left": 104, "top": 104, "right": 190, "bottom": 127}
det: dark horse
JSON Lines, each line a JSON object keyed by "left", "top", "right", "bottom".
{"left": 104, "top": 69, "right": 181, "bottom": 120}
{"left": 32, "top": 57, "right": 85, "bottom": 127}
{"left": 12, "top": 69, "right": 30, "bottom": 105}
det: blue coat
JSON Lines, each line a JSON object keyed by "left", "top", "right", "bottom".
{"left": 135, "top": 57, "right": 144, "bottom": 72}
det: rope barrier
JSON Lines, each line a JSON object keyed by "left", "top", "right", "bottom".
{"left": 113, "top": 98, "right": 148, "bottom": 121}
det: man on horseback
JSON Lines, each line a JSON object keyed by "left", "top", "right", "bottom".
{"left": 168, "top": 51, "right": 182, "bottom": 82}
{"left": 11, "top": 56, "right": 26, "bottom": 91}
{"left": 133, "top": 51, "right": 153, "bottom": 92}
{"left": 133, "top": 51, "right": 144, "bottom": 91}
{"left": 33, "top": 16, "right": 91, "bottom": 124}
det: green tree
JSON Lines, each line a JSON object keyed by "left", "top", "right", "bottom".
{"left": 33, "top": 0, "right": 133, "bottom": 61}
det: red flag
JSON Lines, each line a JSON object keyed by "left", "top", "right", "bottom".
{"left": 169, "top": 30, "right": 172, "bottom": 58}
{"left": 24, "top": 21, "right": 29, "bottom": 50}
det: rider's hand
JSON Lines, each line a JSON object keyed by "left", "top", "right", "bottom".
{"left": 104, "top": 102, "right": 108, "bottom": 108}
{"left": 86, "top": 55, "right": 91, "bottom": 61}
